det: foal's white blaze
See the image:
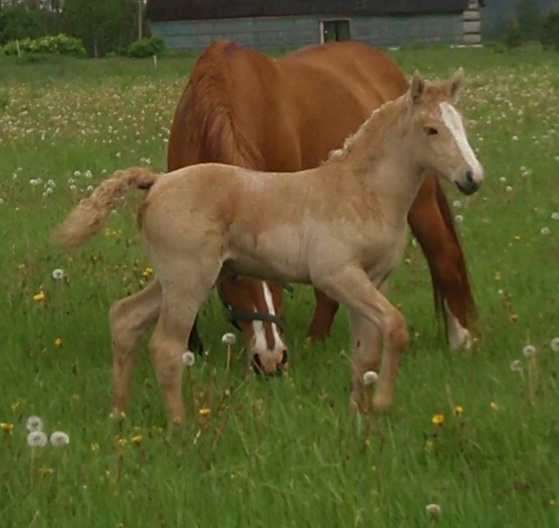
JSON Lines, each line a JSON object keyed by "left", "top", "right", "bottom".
{"left": 251, "top": 282, "right": 286, "bottom": 356}
{"left": 444, "top": 301, "right": 473, "bottom": 351}
{"left": 440, "top": 102, "right": 484, "bottom": 181}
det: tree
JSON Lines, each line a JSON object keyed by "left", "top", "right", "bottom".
{"left": 63, "top": 0, "right": 138, "bottom": 57}
{"left": 0, "top": 6, "right": 44, "bottom": 45}
{"left": 515, "top": 0, "right": 543, "bottom": 40}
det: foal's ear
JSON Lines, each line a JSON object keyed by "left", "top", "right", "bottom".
{"left": 443, "top": 67, "right": 464, "bottom": 102}
{"left": 410, "top": 70, "right": 425, "bottom": 104}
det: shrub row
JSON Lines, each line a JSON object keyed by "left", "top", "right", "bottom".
{"left": 0, "top": 34, "right": 165, "bottom": 58}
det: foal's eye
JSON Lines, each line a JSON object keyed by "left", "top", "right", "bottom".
{"left": 424, "top": 126, "right": 438, "bottom": 136}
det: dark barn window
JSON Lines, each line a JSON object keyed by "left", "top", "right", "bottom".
{"left": 320, "top": 19, "right": 350, "bottom": 43}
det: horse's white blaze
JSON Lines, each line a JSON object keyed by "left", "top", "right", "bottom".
{"left": 262, "top": 282, "right": 286, "bottom": 350}
{"left": 440, "top": 102, "right": 483, "bottom": 180}
{"left": 251, "top": 283, "right": 286, "bottom": 354}
{"left": 444, "top": 301, "right": 473, "bottom": 351}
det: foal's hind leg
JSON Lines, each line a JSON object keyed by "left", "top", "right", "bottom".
{"left": 408, "top": 173, "right": 475, "bottom": 350}
{"left": 109, "top": 279, "right": 162, "bottom": 418}
{"left": 149, "top": 263, "right": 221, "bottom": 426}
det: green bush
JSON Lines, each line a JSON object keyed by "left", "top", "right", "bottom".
{"left": 2, "top": 34, "right": 86, "bottom": 57}
{"left": 127, "top": 36, "right": 166, "bottom": 58}
{"left": 0, "top": 7, "right": 43, "bottom": 45}
{"left": 540, "top": 8, "right": 559, "bottom": 51}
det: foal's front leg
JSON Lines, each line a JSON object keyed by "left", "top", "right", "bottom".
{"left": 314, "top": 266, "right": 408, "bottom": 413}
{"left": 109, "top": 279, "right": 162, "bottom": 418}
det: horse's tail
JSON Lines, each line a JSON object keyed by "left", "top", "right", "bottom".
{"left": 54, "top": 167, "right": 157, "bottom": 247}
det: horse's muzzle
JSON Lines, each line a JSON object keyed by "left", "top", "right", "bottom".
{"left": 251, "top": 349, "right": 289, "bottom": 375}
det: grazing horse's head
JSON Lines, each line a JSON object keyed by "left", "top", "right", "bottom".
{"left": 408, "top": 69, "right": 484, "bottom": 196}
{"left": 219, "top": 277, "right": 289, "bottom": 374}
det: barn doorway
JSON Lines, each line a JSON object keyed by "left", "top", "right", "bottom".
{"left": 320, "top": 20, "right": 350, "bottom": 43}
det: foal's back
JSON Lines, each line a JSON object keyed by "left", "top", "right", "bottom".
{"left": 167, "top": 40, "right": 408, "bottom": 173}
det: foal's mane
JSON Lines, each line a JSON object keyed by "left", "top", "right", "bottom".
{"left": 325, "top": 96, "right": 404, "bottom": 164}
{"left": 182, "top": 43, "right": 265, "bottom": 169}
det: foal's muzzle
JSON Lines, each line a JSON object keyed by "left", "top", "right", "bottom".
{"left": 455, "top": 168, "right": 483, "bottom": 196}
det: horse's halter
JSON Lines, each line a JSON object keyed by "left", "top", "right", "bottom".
{"left": 217, "top": 277, "right": 286, "bottom": 331}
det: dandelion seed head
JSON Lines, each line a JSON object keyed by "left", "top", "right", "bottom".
{"left": 362, "top": 370, "right": 379, "bottom": 386}
{"left": 551, "top": 212, "right": 559, "bottom": 221}
{"left": 27, "top": 431, "right": 48, "bottom": 448}
{"left": 51, "top": 268, "right": 65, "bottom": 280}
{"left": 221, "top": 333, "right": 236, "bottom": 345}
{"left": 182, "top": 351, "right": 196, "bottom": 367}
{"left": 50, "top": 431, "right": 70, "bottom": 447}
{"left": 550, "top": 338, "right": 559, "bottom": 353}
{"left": 541, "top": 226, "right": 550, "bottom": 235}
{"left": 26, "top": 415, "right": 43, "bottom": 432}
{"left": 425, "top": 503, "right": 441, "bottom": 520}
{"left": 522, "top": 344, "right": 537, "bottom": 358}
{"left": 455, "top": 214, "right": 464, "bottom": 223}
{"left": 510, "top": 359, "right": 523, "bottom": 372}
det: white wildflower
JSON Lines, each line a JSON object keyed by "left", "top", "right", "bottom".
{"left": 551, "top": 212, "right": 559, "bottom": 221}
{"left": 27, "top": 431, "right": 48, "bottom": 448}
{"left": 522, "top": 345, "right": 536, "bottom": 358}
{"left": 550, "top": 337, "right": 559, "bottom": 353}
{"left": 454, "top": 214, "right": 463, "bottom": 223}
{"left": 26, "top": 415, "right": 43, "bottom": 432}
{"left": 540, "top": 227, "right": 550, "bottom": 235}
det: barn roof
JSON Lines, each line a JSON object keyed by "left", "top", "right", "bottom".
{"left": 146, "top": 0, "right": 471, "bottom": 23}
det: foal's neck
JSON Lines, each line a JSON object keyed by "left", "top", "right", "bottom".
{"left": 328, "top": 95, "right": 425, "bottom": 222}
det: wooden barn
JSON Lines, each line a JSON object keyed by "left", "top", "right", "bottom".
{"left": 145, "top": 0, "right": 484, "bottom": 54}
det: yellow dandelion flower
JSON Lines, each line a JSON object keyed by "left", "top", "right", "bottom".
{"left": 142, "top": 267, "right": 154, "bottom": 279}
{"left": 432, "top": 413, "right": 445, "bottom": 426}
{"left": 454, "top": 405, "right": 464, "bottom": 417}
{"left": 404, "top": 258, "right": 412, "bottom": 265}
{"left": 116, "top": 437, "right": 128, "bottom": 447}
{"left": 509, "top": 313, "right": 519, "bottom": 322}
{"left": 131, "top": 434, "right": 143, "bottom": 446}
{"left": 490, "top": 401, "right": 499, "bottom": 411}
{"left": 199, "top": 408, "right": 211, "bottom": 417}
{"left": 0, "top": 422, "right": 14, "bottom": 434}
{"left": 54, "top": 337, "right": 63, "bottom": 347}
{"left": 33, "top": 291, "right": 46, "bottom": 302}
{"left": 38, "top": 467, "right": 55, "bottom": 477}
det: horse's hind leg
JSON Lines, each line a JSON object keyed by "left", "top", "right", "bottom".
{"left": 408, "top": 173, "right": 475, "bottom": 350}
{"left": 109, "top": 279, "right": 162, "bottom": 418}
{"left": 307, "top": 288, "right": 339, "bottom": 341}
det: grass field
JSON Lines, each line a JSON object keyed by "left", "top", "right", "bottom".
{"left": 2, "top": 43, "right": 559, "bottom": 527}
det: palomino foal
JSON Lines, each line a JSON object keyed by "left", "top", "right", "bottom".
{"left": 56, "top": 70, "right": 483, "bottom": 426}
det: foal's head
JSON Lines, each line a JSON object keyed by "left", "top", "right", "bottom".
{"left": 219, "top": 277, "right": 289, "bottom": 374}
{"left": 408, "top": 69, "right": 484, "bottom": 195}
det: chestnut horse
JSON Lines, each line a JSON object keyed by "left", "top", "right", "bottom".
{"left": 168, "top": 40, "right": 476, "bottom": 359}
{"left": 55, "top": 71, "right": 483, "bottom": 425}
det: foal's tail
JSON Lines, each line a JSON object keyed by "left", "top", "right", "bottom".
{"left": 54, "top": 167, "right": 158, "bottom": 247}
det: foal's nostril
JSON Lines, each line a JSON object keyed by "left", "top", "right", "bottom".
{"left": 281, "top": 349, "right": 289, "bottom": 365}
{"left": 465, "top": 169, "right": 474, "bottom": 183}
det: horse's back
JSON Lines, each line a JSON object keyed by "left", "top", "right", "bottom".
{"left": 167, "top": 40, "right": 409, "bottom": 173}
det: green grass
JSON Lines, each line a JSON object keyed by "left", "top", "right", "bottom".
{"left": 2, "top": 43, "right": 559, "bottom": 527}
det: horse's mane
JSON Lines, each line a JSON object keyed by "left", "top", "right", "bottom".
{"left": 178, "top": 46, "right": 265, "bottom": 170}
